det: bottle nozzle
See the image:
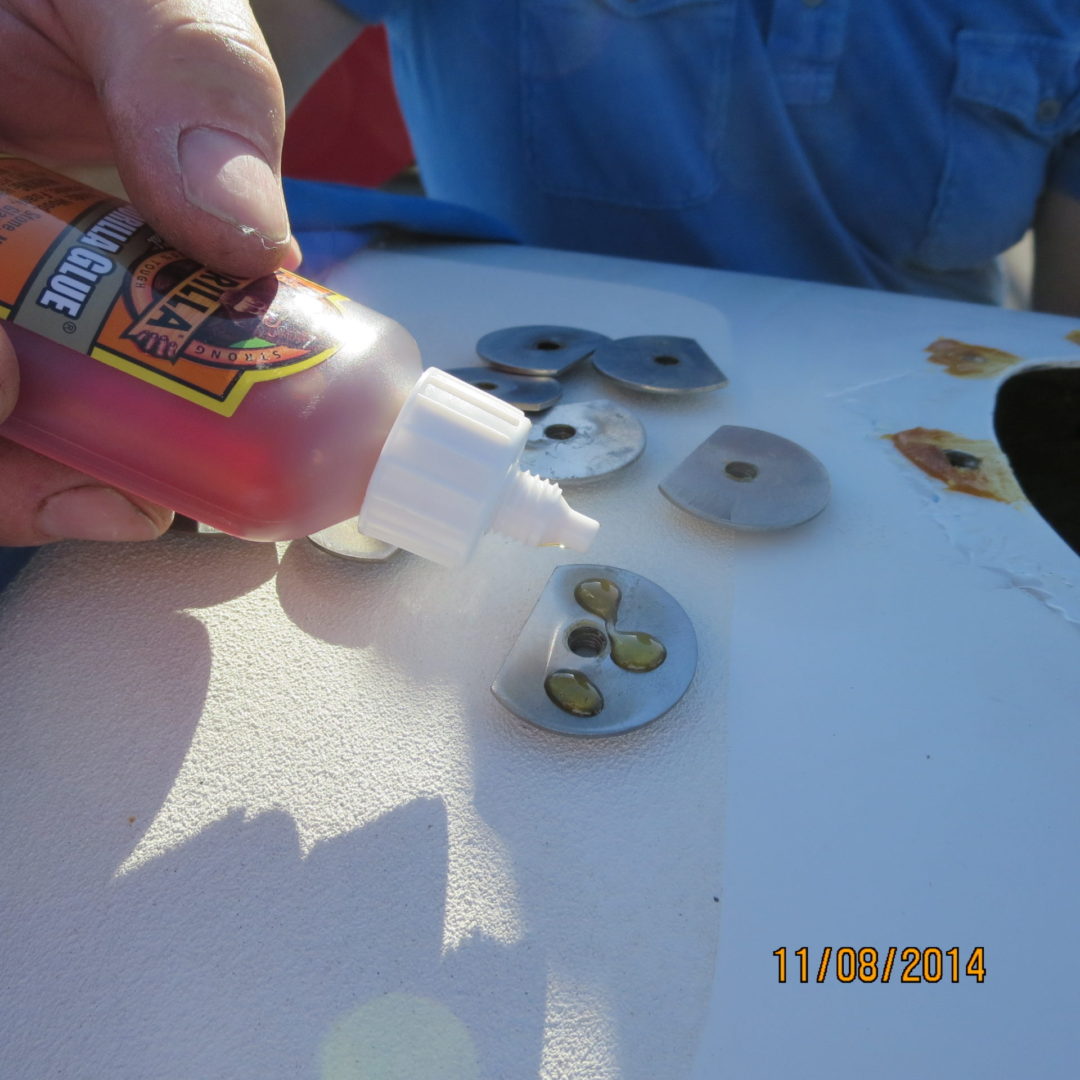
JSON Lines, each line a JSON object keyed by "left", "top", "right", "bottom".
{"left": 491, "top": 469, "right": 599, "bottom": 551}
{"left": 359, "top": 368, "right": 600, "bottom": 566}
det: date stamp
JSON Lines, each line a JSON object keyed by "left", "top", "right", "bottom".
{"left": 772, "top": 946, "right": 986, "bottom": 984}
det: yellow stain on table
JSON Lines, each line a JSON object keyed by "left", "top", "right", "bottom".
{"left": 925, "top": 338, "right": 1022, "bottom": 379}
{"left": 886, "top": 428, "right": 1027, "bottom": 504}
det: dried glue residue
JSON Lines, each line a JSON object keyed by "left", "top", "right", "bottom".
{"left": 839, "top": 369, "right": 1079, "bottom": 625}
{"left": 886, "top": 428, "right": 1026, "bottom": 504}
{"left": 925, "top": 338, "right": 1021, "bottom": 378}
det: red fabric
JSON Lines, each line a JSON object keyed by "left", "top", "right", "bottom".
{"left": 281, "top": 26, "right": 414, "bottom": 188}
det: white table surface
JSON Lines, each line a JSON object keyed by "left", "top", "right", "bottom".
{"left": 1, "top": 242, "right": 1078, "bottom": 1080}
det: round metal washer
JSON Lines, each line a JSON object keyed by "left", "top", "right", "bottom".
{"left": 659, "top": 425, "right": 830, "bottom": 530}
{"left": 307, "top": 519, "right": 400, "bottom": 561}
{"left": 444, "top": 366, "right": 563, "bottom": 412}
{"left": 520, "top": 399, "right": 645, "bottom": 484}
{"left": 591, "top": 335, "right": 728, "bottom": 394}
{"left": 477, "top": 325, "right": 610, "bottom": 377}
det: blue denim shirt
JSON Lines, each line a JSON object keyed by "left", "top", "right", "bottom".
{"left": 336, "top": 0, "right": 1080, "bottom": 305}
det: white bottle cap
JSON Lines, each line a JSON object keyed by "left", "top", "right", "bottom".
{"left": 358, "top": 368, "right": 600, "bottom": 566}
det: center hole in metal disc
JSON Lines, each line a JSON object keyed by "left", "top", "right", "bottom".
{"left": 567, "top": 623, "right": 608, "bottom": 657}
{"left": 653, "top": 354, "right": 680, "bottom": 366}
{"left": 944, "top": 449, "right": 981, "bottom": 469}
{"left": 535, "top": 340, "right": 563, "bottom": 351}
{"left": 725, "top": 460, "right": 759, "bottom": 482}
{"left": 474, "top": 381, "right": 498, "bottom": 391}
{"left": 544, "top": 424, "right": 577, "bottom": 441}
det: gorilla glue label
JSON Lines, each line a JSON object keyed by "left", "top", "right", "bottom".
{"left": 0, "top": 156, "right": 343, "bottom": 416}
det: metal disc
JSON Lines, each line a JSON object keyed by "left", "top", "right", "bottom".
{"left": 520, "top": 399, "right": 646, "bottom": 485}
{"left": 444, "top": 366, "right": 563, "bottom": 412}
{"left": 307, "top": 519, "right": 399, "bottom": 561}
{"left": 477, "top": 325, "right": 610, "bottom": 377}
{"left": 492, "top": 564, "right": 697, "bottom": 737}
{"left": 660, "top": 425, "right": 830, "bottom": 530}
{"left": 591, "top": 335, "right": 728, "bottom": 394}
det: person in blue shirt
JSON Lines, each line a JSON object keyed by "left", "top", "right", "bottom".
{"left": 279, "top": 0, "right": 1080, "bottom": 313}
{"left": 1, "top": 0, "right": 1079, "bottom": 555}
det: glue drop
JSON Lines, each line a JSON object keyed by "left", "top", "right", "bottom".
{"left": 0, "top": 158, "right": 597, "bottom": 565}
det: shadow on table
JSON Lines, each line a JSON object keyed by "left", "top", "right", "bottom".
{"left": 2, "top": 796, "right": 547, "bottom": 1078}
{"left": 0, "top": 537, "right": 550, "bottom": 1079}
{"left": 0, "top": 534, "right": 281, "bottom": 874}
{"left": 274, "top": 531, "right": 726, "bottom": 1080}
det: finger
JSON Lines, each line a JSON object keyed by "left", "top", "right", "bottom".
{"left": 0, "top": 322, "right": 173, "bottom": 544}
{"left": 0, "top": 436, "right": 174, "bottom": 545}
{"left": 282, "top": 235, "right": 303, "bottom": 273}
{"left": 68, "top": 0, "right": 291, "bottom": 279}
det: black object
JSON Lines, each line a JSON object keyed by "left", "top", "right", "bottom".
{"left": 994, "top": 365, "right": 1080, "bottom": 556}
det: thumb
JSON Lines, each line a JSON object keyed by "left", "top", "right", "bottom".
{"left": 71, "top": 0, "right": 290, "bottom": 279}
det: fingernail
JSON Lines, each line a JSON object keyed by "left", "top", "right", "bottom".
{"left": 37, "top": 487, "right": 164, "bottom": 541}
{"left": 179, "top": 127, "right": 290, "bottom": 244}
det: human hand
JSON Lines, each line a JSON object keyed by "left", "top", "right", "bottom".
{"left": 0, "top": 0, "right": 296, "bottom": 545}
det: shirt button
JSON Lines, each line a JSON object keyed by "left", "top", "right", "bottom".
{"left": 1037, "top": 98, "right": 1062, "bottom": 124}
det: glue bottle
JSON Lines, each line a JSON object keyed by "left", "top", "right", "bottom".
{"left": 0, "top": 158, "right": 597, "bottom": 566}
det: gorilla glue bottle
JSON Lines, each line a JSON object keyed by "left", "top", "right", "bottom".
{"left": 0, "top": 158, "right": 597, "bottom": 566}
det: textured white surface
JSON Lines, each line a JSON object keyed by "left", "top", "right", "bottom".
{"left": 1, "top": 245, "right": 1079, "bottom": 1079}
{"left": 0, "top": 254, "right": 732, "bottom": 1080}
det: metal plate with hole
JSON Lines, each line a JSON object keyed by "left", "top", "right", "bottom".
{"left": 521, "top": 399, "right": 646, "bottom": 484}
{"left": 307, "top": 519, "right": 400, "bottom": 562}
{"left": 444, "top": 366, "right": 563, "bottom": 412}
{"left": 660, "top": 424, "right": 830, "bottom": 530}
{"left": 591, "top": 335, "right": 728, "bottom": 394}
{"left": 476, "top": 325, "right": 610, "bottom": 377}
{"left": 492, "top": 564, "right": 697, "bottom": 737}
